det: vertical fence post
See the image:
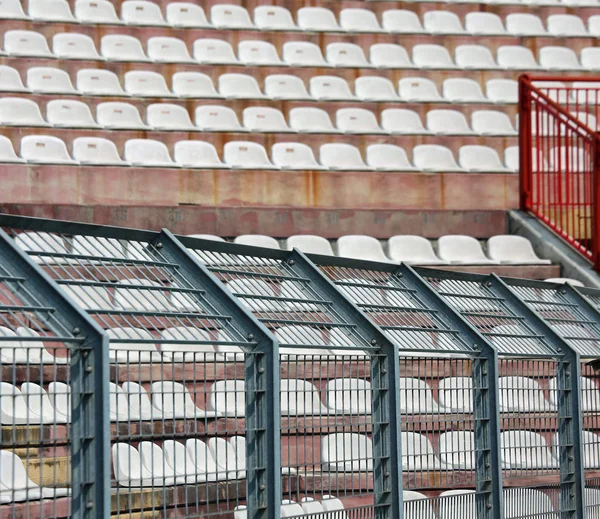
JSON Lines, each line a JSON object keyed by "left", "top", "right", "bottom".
{"left": 489, "top": 275, "right": 585, "bottom": 519}
{"left": 593, "top": 135, "right": 600, "bottom": 270}
{"left": 151, "top": 230, "right": 282, "bottom": 519}
{"left": 287, "top": 250, "right": 404, "bottom": 519}
{"left": 0, "top": 228, "right": 111, "bottom": 519}
{"left": 519, "top": 74, "right": 533, "bottom": 212}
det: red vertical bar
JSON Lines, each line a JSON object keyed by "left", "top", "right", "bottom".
{"left": 593, "top": 134, "right": 600, "bottom": 270}
{"left": 519, "top": 75, "right": 533, "bottom": 210}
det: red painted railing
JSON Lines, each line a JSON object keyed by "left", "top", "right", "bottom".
{"left": 519, "top": 74, "right": 600, "bottom": 270}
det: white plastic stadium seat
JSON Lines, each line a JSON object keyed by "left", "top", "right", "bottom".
{"left": 113, "top": 279, "right": 171, "bottom": 311}
{"left": 382, "top": 9, "right": 424, "bottom": 33}
{"left": 539, "top": 46, "right": 581, "bottom": 70}
{"left": 271, "top": 143, "right": 324, "bottom": 170}
{"left": 106, "top": 327, "right": 161, "bottom": 363}
{"left": 62, "top": 283, "right": 113, "bottom": 312}
{"left": 289, "top": 108, "right": 337, "bottom": 133}
{"left": 172, "top": 72, "right": 220, "bottom": 98}
{"left": 195, "top": 106, "right": 243, "bottom": 131}
{"left": 21, "top": 136, "right": 77, "bottom": 165}
{"left": 300, "top": 497, "right": 325, "bottom": 515}
{"left": 166, "top": 2, "right": 209, "bottom": 27}
{"left": 219, "top": 74, "right": 264, "bottom": 99}
{"left": 426, "top": 109, "right": 473, "bottom": 135}
{"left": 97, "top": 102, "right": 147, "bottom": 130}
{"left": 0, "top": 136, "right": 25, "bottom": 163}
{"left": 52, "top": 33, "right": 101, "bottom": 60}
{"left": 413, "top": 145, "right": 464, "bottom": 172}
{"left": 211, "top": 4, "right": 253, "bottom": 29}
{"left": 336, "top": 108, "right": 383, "bottom": 134}
{"left": 340, "top": 8, "right": 381, "bottom": 32}
{"left": 454, "top": 45, "right": 497, "bottom": 70}
{"left": 281, "top": 379, "right": 328, "bottom": 415}
{"left": 401, "top": 431, "right": 446, "bottom": 470}
{"left": 147, "top": 104, "right": 194, "bottom": 130}
{"left": 549, "top": 376, "right": 600, "bottom": 412}
{"left": 160, "top": 327, "right": 216, "bottom": 362}
{"left": 147, "top": 37, "right": 194, "bottom": 63}
{"left": 320, "top": 144, "right": 370, "bottom": 171}
{"left": 0, "top": 0, "right": 27, "bottom": 19}
{"left": 12, "top": 233, "right": 69, "bottom": 266}
{"left": 27, "top": 67, "right": 76, "bottom": 94}
{"left": 398, "top": 78, "right": 442, "bottom": 102}
{"left": 380, "top": 109, "right": 428, "bottom": 135}
{"left": 310, "top": 76, "right": 354, "bottom": 101}
{"left": 46, "top": 100, "right": 99, "bottom": 129}
{"left": 238, "top": 40, "right": 281, "bottom": 65}
{"left": 423, "top": 10, "right": 464, "bottom": 34}
{"left": 264, "top": 75, "right": 310, "bottom": 100}
{"left": 297, "top": 7, "right": 340, "bottom": 31}
{"left": 321, "top": 433, "right": 373, "bottom": 471}
{"left": 287, "top": 235, "right": 333, "bottom": 255}
{"left": 442, "top": 78, "right": 486, "bottom": 102}
{"left": 500, "top": 431, "right": 558, "bottom": 469}
{"left": 438, "top": 431, "right": 476, "bottom": 469}
{"left": 242, "top": 107, "right": 290, "bottom": 132}
{"left": 184, "top": 439, "right": 223, "bottom": 481}
{"left": 498, "top": 376, "right": 554, "bottom": 412}
{"left": 280, "top": 501, "right": 305, "bottom": 517}
{"left": 233, "top": 235, "right": 280, "bottom": 249}
{"left": 399, "top": 378, "right": 440, "bottom": 414}
{"left": 0, "top": 98, "right": 48, "bottom": 126}
{"left": 4, "top": 30, "right": 53, "bottom": 57}
{"left": 0, "top": 66, "right": 27, "bottom": 92}
{"left": 282, "top": 42, "right": 326, "bottom": 67}
{"left": 152, "top": 381, "right": 215, "bottom": 418}
{"left": 404, "top": 490, "right": 437, "bottom": 519}
{"left": 208, "top": 437, "right": 246, "bottom": 478}
{"left": 472, "top": 111, "right": 517, "bottom": 136}
{"left": 497, "top": 46, "right": 539, "bottom": 70}
{"left": 545, "top": 278, "right": 584, "bottom": 286}
{"left": 75, "top": 0, "right": 121, "bottom": 23}
{"left": 254, "top": 6, "right": 296, "bottom": 30}
{"left": 370, "top": 44, "right": 412, "bottom": 68}
{"left": 223, "top": 142, "right": 277, "bottom": 169}
{"left": 366, "top": 144, "right": 417, "bottom": 171}
{"left": 504, "top": 489, "right": 555, "bottom": 519}
{"left": 123, "top": 140, "right": 176, "bottom": 167}
{"left": 29, "top": 0, "right": 74, "bottom": 21}
{"left": 547, "top": 14, "right": 588, "bottom": 36}
{"left": 486, "top": 79, "right": 518, "bottom": 103}
{"left": 1, "top": 450, "right": 68, "bottom": 498}
{"left": 465, "top": 12, "right": 505, "bottom": 34}
{"left": 355, "top": 76, "right": 399, "bottom": 101}
{"left": 124, "top": 71, "right": 173, "bottom": 97}
{"left": 505, "top": 14, "right": 547, "bottom": 36}
{"left": 325, "top": 379, "right": 371, "bottom": 414}
{"left": 487, "top": 235, "right": 550, "bottom": 264}
{"left": 77, "top": 69, "right": 125, "bottom": 96}
{"left": 326, "top": 43, "right": 370, "bottom": 68}
{"left": 388, "top": 236, "right": 446, "bottom": 265}
{"left": 458, "top": 146, "right": 511, "bottom": 172}
{"left": 208, "top": 380, "right": 245, "bottom": 416}
{"left": 121, "top": 0, "right": 166, "bottom": 25}
{"left": 412, "top": 44, "right": 455, "bottom": 68}
{"left": 193, "top": 39, "right": 238, "bottom": 64}
{"left": 101, "top": 35, "right": 149, "bottom": 61}
{"left": 174, "top": 141, "right": 227, "bottom": 169}
{"left": 437, "top": 377, "right": 473, "bottom": 412}
{"left": 275, "top": 325, "right": 331, "bottom": 359}
{"left": 437, "top": 235, "right": 499, "bottom": 264}
{"left": 337, "top": 235, "right": 389, "bottom": 262}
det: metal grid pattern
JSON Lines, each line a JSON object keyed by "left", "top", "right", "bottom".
{"left": 184, "top": 240, "right": 402, "bottom": 519}
{"left": 1, "top": 217, "right": 277, "bottom": 519}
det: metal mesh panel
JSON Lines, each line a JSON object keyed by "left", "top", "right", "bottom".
{"left": 0, "top": 239, "right": 81, "bottom": 519}
{"left": 6, "top": 227, "right": 263, "bottom": 518}
{"left": 187, "top": 242, "right": 389, "bottom": 516}
{"left": 417, "top": 271, "right": 564, "bottom": 489}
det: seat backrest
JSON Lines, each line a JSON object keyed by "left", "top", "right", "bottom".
{"left": 437, "top": 376, "right": 473, "bottom": 411}
{"left": 4, "top": 30, "right": 52, "bottom": 56}
{"left": 437, "top": 235, "right": 489, "bottom": 262}
{"left": 506, "top": 13, "right": 546, "bottom": 35}
{"left": 289, "top": 107, "right": 336, "bottom": 132}
{"left": 0, "top": 66, "right": 26, "bottom": 91}
{"left": 121, "top": 0, "right": 165, "bottom": 24}
{"left": 412, "top": 43, "right": 454, "bottom": 66}
{"left": 438, "top": 431, "right": 475, "bottom": 469}
{"left": 100, "top": 34, "right": 147, "bottom": 60}
{"left": 75, "top": 0, "right": 119, "bottom": 22}
{"left": 264, "top": 74, "right": 309, "bottom": 99}
{"left": 123, "top": 139, "right": 173, "bottom": 165}
{"left": 27, "top": 67, "right": 75, "bottom": 93}
{"left": 211, "top": 3, "right": 253, "bottom": 28}
{"left": 233, "top": 234, "right": 280, "bottom": 249}
{"left": 21, "top": 135, "right": 72, "bottom": 163}
{"left": 77, "top": 69, "right": 124, "bottom": 95}
{"left": 381, "top": 9, "right": 423, "bottom": 32}
{"left": 465, "top": 12, "right": 504, "bottom": 34}
{"left": 46, "top": 99, "right": 96, "bottom": 127}
{"left": 547, "top": 14, "right": 587, "bottom": 34}
{"left": 497, "top": 45, "right": 537, "bottom": 67}
{"left": 30, "top": 0, "right": 74, "bottom": 22}
{"left": 443, "top": 78, "right": 485, "bottom": 101}
{"left": 459, "top": 145, "right": 504, "bottom": 170}
{"left": 0, "top": 97, "right": 46, "bottom": 125}
{"left": 97, "top": 102, "right": 145, "bottom": 128}
{"left": 423, "top": 10, "right": 463, "bottom": 33}
{"left": 487, "top": 235, "right": 541, "bottom": 262}
{"left": 426, "top": 109, "right": 471, "bottom": 133}
{"left": 238, "top": 40, "right": 280, "bottom": 63}
{"left": 310, "top": 76, "right": 353, "bottom": 99}
{"left": 388, "top": 235, "right": 440, "bottom": 263}
{"left": 337, "top": 235, "right": 389, "bottom": 262}
{"left": 242, "top": 107, "right": 288, "bottom": 131}
{"left": 254, "top": 5, "right": 295, "bottom": 29}
{"left": 174, "top": 140, "right": 223, "bottom": 167}
{"left": 498, "top": 376, "right": 551, "bottom": 411}
{"left": 147, "top": 36, "right": 191, "bottom": 61}
{"left": 321, "top": 433, "right": 373, "bottom": 464}
{"left": 0, "top": 135, "right": 21, "bottom": 162}
{"left": 124, "top": 70, "right": 171, "bottom": 96}
{"left": 471, "top": 110, "right": 515, "bottom": 134}
{"left": 223, "top": 141, "right": 272, "bottom": 167}
{"left": 52, "top": 32, "right": 99, "bottom": 58}
{"left": 326, "top": 42, "right": 369, "bottom": 66}
{"left": 325, "top": 378, "right": 371, "bottom": 413}
{"left": 271, "top": 143, "right": 320, "bottom": 169}
{"left": 209, "top": 380, "right": 245, "bottom": 415}
{"left": 165, "top": 2, "right": 209, "bottom": 26}
{"left": 485, "top": 79, "right": 518, "bottom": 102}
{"left": 380, "top": 108, "right": 426, "bottom": 133}
{"left": 398, "top": 77, "right": 441, "bottom": 100}
{"left": 540, "top": 45, "right": 580, "bottom": 68}
{"left": 355, "top": 76, "right": 397, "bottom": 100}
{"left": 280, "top": 379, "right": 324, "bottom": 414}
{"left": 398, "top": 377, "right": 438, "bottom": 413}
{"left": 195, "top": 105, "right": 242, "bottom": 130}
{"left": 147, "top": 103, "right": 193, "bottom": 129}
{"left": 319, "top": 144, "right": 367, "bottom": 169}
{"left": 339, "top": 7, "right": 380, "bottom": 31}
{"left": 193, "top": 38, "right": 237, "bottom": 63}
{"left": 370, "top": 43, "right": 412, "bottom": 67}
{"left": 366, "top": 144, "right": 413, "bottom": 170}
{"left": 454, "top": 44, "right": 496, "bottom": 67}
{"left": 286, "top": 235, "right": 333, "bottom": 255}
{"left": 297, "top": 6, "right": 339, "bottom": 30}
{"left": 336, "top": 108, "right": 380, "bottom": 132}
{"left": 218, "top": 73, "right": 263, "bottom": 97}
{"left": 106, "top": 325, "right": 158, "bottom": 353}
{"left": 282, "top": 41, "right": 325, "bottom": 65}
{"left": 172, "top": 72, "right": 218, "bottom": 97}
{"left": 413, "top": 145, "right": 459, "bottom": 170}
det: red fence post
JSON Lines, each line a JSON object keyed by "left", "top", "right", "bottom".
{"left": 593, "top": 135, "right": 600, "bottom": 270}
{"left": 519, "top": 74, "right": 533, "bottom": 211}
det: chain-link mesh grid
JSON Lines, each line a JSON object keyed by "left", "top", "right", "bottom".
{"left": 6, "top": 227, "right": 268, "bottom": 519}
{"left": 186, "top": 242, "right": 391, "bottom": 516}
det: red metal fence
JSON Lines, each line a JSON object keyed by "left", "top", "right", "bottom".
{"left": 519, "top": 75, "right": 600, "bottom": 270}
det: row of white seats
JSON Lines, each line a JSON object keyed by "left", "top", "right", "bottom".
{"left": 0, "top": 135, "right": 518, "bottom": 173}
{"left": 0, "top": 451, "right": 69, "bottom": 503}
{"left": 6, "top": 1, "right": 600, "bottom": 36}
{"left": 234, "top": 497, "right": 345, "bottom": 519}
{"left": 0, "top": 98, "right": 519, "bottom": 135}
{"left": 4, "top": 31, "right": 599, "bottom": 72}
{"left": 0, "top": 67, "right": 520, "bottom": 103}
